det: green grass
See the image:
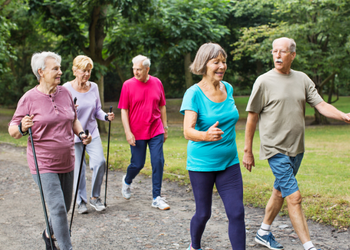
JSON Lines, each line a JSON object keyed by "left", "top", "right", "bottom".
{"left": 2, "top": 96, "right": 350, "bottom": 228}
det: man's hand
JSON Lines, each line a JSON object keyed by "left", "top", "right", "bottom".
{"left": 341, "top": 113, "right": 350, "bottom": 123}
{"left": 126, "top": 131, "right": 136, "bottom": 146}
{"left": 243, "top": 151, "right": 255, "bottom": 172}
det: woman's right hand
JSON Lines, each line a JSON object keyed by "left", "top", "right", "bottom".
{"left": 205, "top": 121, "right": 224, "bottom": 141}
{"left": 21, "top": 115, "right": 35, "bottom": 132}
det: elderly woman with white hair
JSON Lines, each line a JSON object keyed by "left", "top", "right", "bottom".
{"left": 8, "top": 51, "right": 91, "bottom": 250}
{"left": 63, "top": 55, "right": 115, "bottom": 214}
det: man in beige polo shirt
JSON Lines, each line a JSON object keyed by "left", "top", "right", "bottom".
{"left": 243, "top": 37, "right": 350, "bottom": 250}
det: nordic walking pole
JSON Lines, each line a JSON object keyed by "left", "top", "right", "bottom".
{"left": 104, "top": 106, "right": 113, "bottom": 207}
{"left": 69, "top": 129, "right": 89, "bottom": 236}
{"left": 27, "top": 115, "right": 54, "bottom": 250}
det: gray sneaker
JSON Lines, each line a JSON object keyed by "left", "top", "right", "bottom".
{"left": 89, "top": 197, "right": 106, "bottom": 211}
{"left": 77, "top": 201, "right": 88, "bottom": 214}
{"left": 122, "top": 175, "right": 131, "bottom": 199}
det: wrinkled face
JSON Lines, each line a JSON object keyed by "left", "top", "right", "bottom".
{"left": 74, "top": 65, "right": 92, "bottom": 84}
{"left": 39, "top": 58, "right": 62, "bottom": 85}
{"left": 205, "top": 53, "right": 227, "bottom": 81}
{"left": 272, "top": 39, "right": 296, "bottom": 74}
{"left": 133, "top": 61, "right": 149, "bottom": 82}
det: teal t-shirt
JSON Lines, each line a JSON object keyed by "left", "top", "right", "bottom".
{"left": 180, "top": 81, "right": 240, "bottom": 172}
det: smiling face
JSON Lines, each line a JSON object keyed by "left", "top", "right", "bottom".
{"left": 272, "top": 38, "right": 296, "bottom": 74}
{"left": 39, "top": 57, "right": 62, "bottom": 86}
{"left": 204, "top": 53, "right": 227, "bottom": 82}
{"left": 74, "top": 65, "right": 92, "bottom": 84}
{"left": 133, "top": 61, "right": 150, "bottom": 82}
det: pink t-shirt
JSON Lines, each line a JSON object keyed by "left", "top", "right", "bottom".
{"left": 9, "top": 86, "right": 77, "bottom": 174}
{"left": 118, "top": 76, "right": 166, "bottom": 140}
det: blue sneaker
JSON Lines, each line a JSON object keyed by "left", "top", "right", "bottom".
{"left": 255, "top": 232, "right": 283, "bottom": 250}
{"left": 187, "top": 244, "right": 202, "bottom": 250}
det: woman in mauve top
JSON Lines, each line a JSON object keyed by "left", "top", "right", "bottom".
{"left": 63, "top": 55, "right": 114, "bottom": 214}
{"left": 8, "top": 51, "right": 91, "bottom": 250}
{"left": 180, "top": 43, "right": 245, "bottom": 250}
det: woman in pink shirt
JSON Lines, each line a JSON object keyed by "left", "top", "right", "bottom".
{"left": 8, "top": 51, "right": 91, "bottom": 250}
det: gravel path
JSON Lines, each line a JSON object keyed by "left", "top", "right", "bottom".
{"left": 0, "top": 143, "right": 349, "bottom": 250}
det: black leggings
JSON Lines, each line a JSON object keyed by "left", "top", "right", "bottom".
{"left": 189, "top": 163, "right": 246, "bottom": 249}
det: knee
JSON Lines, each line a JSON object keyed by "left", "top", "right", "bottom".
{"left": 227, "top": 204, "right": 245, "bottom": 222}
{"left": 287, "top": 192, "right": 302, "bottom": 206}
{"left": 195, "top": 211, "right": 211, "bottom": 224}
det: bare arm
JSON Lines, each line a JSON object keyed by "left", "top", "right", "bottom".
{"left": 160, "top": 105, "right": 168, "bottom": 142}
{"left": 183, "top": 110, "right": 224, "bottom": 142}
{"left": 315, "top": 101, "right": 350, "bottom": 123}
{"left": 121, "top": 109, "right": 136, "bottom": 146}
{"left": 243, "top": 112, "right": 259, "bottom": 172}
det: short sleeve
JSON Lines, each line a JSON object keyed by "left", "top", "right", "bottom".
{"left": 180, "top": 87, "right": 198, "bottom": 115}
{"left": 118, "top": 82, "right": 129, "bottom": 109}
{"left": 9, "top": 94, "right": 29, "bottom": 126}
{"left": 305, "top": 76, "right": 323, "bottom": 107}
{"left": 246, "top": 78, "right": 265, "bottom": 114}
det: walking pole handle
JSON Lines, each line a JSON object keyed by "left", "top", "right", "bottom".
{"left": 74, "top": 97, "right": 77, "bottom": 104}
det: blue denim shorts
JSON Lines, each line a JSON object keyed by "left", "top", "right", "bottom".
{"left": 268, "top": 153, "right": 304, "bottom": 198}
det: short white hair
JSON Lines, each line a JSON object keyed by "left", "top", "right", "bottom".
{"left": 31, "top": 51, "right": 62, "bottom": 81}
{"left": 272, "top": 37, "right": 296, "bottom": 52}
{"left": 132, "top": 55, "right": 151, "bottom": 68}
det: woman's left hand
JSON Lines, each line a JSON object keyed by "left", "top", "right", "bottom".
{"left": 107, "top": 112, "right": 115, "bottom": 121}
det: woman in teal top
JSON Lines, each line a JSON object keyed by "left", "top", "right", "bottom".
{"left": 180, "top": 43, "right": 245, "bottom": 250}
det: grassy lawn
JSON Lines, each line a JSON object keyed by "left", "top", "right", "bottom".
{"left": 1, "top": 96, "right": 350, "bottom": 228}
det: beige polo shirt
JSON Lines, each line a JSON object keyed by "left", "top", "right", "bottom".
{"left": 246, "top": 69, "right": 323, "bottom": 160}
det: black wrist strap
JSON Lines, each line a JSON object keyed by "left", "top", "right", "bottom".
{"left": 18, "top": 122, "right": 28, "bottom": 136}
{"left": 78, "top": 131, "right": 85, "bottom": 141}
{"left": 105, "top": 114, "right": 109, "bottom": 121}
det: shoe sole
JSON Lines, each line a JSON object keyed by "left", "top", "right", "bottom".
{"left": 255, "top": 237, "right": 284, "bottom": 250}
{"left": 151, "top": 205, "right": 170, "bottom": 210}
{"left": 89, "top": 204, "right": 106, "bottom": 211}
{"left": 78, "top": 210, "right": 88, "bottom": 214}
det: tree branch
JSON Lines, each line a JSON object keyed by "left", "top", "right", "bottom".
{"left": 319, "top": 72, "right": 336, "bottom": 88}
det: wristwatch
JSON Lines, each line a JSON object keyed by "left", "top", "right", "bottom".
{"left": 18, "top": 122, "right": 28, "bottom": 136}
{"left": 164, "top": 126, "right": 169, "bottom": 130}
{"left": 105, "top": 114, "right": 109, "bottom": 121}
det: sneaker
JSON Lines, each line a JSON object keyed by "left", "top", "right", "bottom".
{"left": 187, "top": 244, "right": 202, "bottom": 250}
{"left": 42, "top": 230, "right": 58, "bottom": 250}
{"left": 255, "top": 232, "right": 283, "bottom": 250}
{"left": 151, "top": 196, "right": 170, "bottom": 210}
{"left": 77, "top": 201, "right": 88, "bottom": 214}
{"left": 122, "top": 175, "right": 131, "bottom": 200}
{"left": 89, "top": 197, "right": 106, "bottom": 211}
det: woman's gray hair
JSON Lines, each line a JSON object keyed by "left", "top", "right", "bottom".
{"left": 190, "top": 43, "right": 227, "bottom": 75}
{"left": 272, "top": 37, "right": 296, "bottom": 52}
{"left": 31, "top": 51, "right": 62, "bottom": 81}
{"left": 132, "top": 55, "right": 151, "bottom": 68}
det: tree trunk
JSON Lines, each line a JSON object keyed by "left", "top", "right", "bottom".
{"left": 311, "top": 108, "right": 330, "bottom": 125}
{"left": 97, "top": 74, "right": 107, "bottom": 134}
{"left": 184, "top": 52, "right": 193, "bottom": 89}
{"left": 115, "top": 62, "right": 126, "bottom": 83}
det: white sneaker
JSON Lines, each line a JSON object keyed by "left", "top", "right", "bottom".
{"left": 151, "top": 196, "right": 170, "bottom": 210}
{"left": 122, "top": 175, "right": 131, "bottom": 200}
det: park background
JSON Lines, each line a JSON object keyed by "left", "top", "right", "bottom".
{"left": 0, "top": 0, "right": 350, "bottom": 229}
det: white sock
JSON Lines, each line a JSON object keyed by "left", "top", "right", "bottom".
{"left": 258, "top": 222, "right": 271, "bottom": 236}
{"left": 303, "top": 241, "right": 315, "bottom": 250}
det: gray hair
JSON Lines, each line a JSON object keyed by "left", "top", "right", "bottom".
{"left": 132, "top": 55, "right": 151, "bottom": 68}
{"left": 272, "top": 37, "right": 296, "bottom": 52}
{"left": 31, "top": 51, "right": 62, "bottom": 81}
{"left": 190, "top": 43, "right": 227, "bottom": 75}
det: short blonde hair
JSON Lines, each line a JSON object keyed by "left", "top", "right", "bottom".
{"left": 190, "top": 43, "right": 227, "bottom": 75}
{"left": 72, "top": 55, "right": 94, "bottom": 71}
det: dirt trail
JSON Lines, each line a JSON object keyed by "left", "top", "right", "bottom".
{"left": 0, "top": 143, "right": 349, "bottom": 250}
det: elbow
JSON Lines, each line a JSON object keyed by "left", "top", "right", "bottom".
{"left": 183, "top": 130, "right": 190, "bottom": 140}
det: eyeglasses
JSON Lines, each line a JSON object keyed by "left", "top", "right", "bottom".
{"left": 270, "top": 50, "right": 292, "bottom": 55}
